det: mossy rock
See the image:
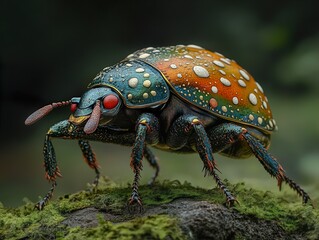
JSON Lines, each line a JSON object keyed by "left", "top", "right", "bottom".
{"left": 0, "top": 177, "right": 318, "bottom": 240}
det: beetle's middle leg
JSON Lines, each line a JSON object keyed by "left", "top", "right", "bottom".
{"left": 129, "top": 113, "right": 159, "bottom": 212}
{"left": 144, "top": 146, "right": 160, "bottom": 185}
{"left": 78, "top": 140, "right": 100, "bottom": 187}
{"left": 166, "top": 115, "right": 237, "bottom": 206}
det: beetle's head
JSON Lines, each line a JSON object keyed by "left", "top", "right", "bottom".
{"left": 68, "top": 87, "right": 122, "bottom": 133}
{"left": 25, "top": 87, "right": 122, "bottom": 134}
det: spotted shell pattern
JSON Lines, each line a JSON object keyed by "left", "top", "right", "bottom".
{"left": 88, "top": 61, "right": 169, "bottom": 107}
{"left": 90, "top": 45, "right": 277, "bottom": 132}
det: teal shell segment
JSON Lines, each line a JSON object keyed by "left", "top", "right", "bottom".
{"left": 88, "top": 60, "right": 170, "bottom": 108}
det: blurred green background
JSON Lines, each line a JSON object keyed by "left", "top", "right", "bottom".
{"left": 1, "top": 0, "right": 318, "bottom": 207}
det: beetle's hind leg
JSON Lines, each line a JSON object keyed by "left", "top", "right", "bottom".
{"left": 144, "top": 146, "right": 160, "bottom": 185}
{"left": 78, "top": 140, "right": 100, "bottom": 188}
{"left": 208, "top": 123, "right": 311, "bottom": 204}
{"left": 242, "top": 132, "right": 311, "bottom": 204}
{"left": 167, "top": 115, "right": 237, "bottom": 206}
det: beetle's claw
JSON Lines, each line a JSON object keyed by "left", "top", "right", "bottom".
{"left": 127, "top": 194, "right": 144, "bottom": 213}
{"left": 35, "top": 200, "right": 46, "bottom": 211}
{"left": 147, "top": 177, "right": 156, "bottom": 186}
{"left": 225, "top": 196, "right": 239, "bottom": 208}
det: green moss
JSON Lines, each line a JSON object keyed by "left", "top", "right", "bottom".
{"left": 230, "top": 182, "right": 319, "bottom": 237}
{"left": 63, "top": 214, "right": 184, "bottom": 240}
{"left": 0, "top": 177, "right": 318, "bottom": 239}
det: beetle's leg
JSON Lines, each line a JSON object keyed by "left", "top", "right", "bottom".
{"left": 242, "top": 131, "right": 311, "bottom": 204}
{"left": 167, "top": 115, "right": 236, "bottom": 206}
{"left": 78, "top": 140, "right": 100, "bottom": 187}
{"left": 35, "top": 133, "right": 62, "bottom": 210}
{"left": 208, "top": 123, "right": 311, "bottom": 204}
{"left": 144, "top": 146, "right": 160, "bottom": 185}
{"left": 129, "top": 113, "right": 159, "bottom": 212}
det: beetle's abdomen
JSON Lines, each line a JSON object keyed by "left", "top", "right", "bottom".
{"left": 126, "top": 45, "right": 277, "bottom": 133}
{"left": 88, "top": 61, "right": 169, "bottom": 108}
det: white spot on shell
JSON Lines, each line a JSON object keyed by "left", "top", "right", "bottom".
{"left": 150, "top": 90, "right": 157, "bottom": 96}
{"left": 164, "top": 59, "right": 169, "bottom": 62}
{"left": 213, "top": 60, "right": 225, "bottom": 68}
{"left": 170, "top": 64, "right": 177, "bottom": 69}
{"left": 109, "top": 77, "right": 113, "bottom": 82}
{"left": 152, "top": 49, "right": 160, "bottom": 53}
{"left": 220, "top": 77, "right": 231, "bottom": 86}
{"left": 249, "top": 114, "right": 254, "bottom": 121}
{"left": 177, "top": 73, "right": 182, "bottom": 78}
{"left": 139, "top": 53, "right": 150, "bottom": 59}
{"left": 126, "top": 63, "right": 132, "bottom": 67}
{"left": 143, "top": 93, "right": 149, "bottom": 99}
{"left": 256, "top": 82, "right": 264, "bottom": 93}
{"left": 193, "top": 66, "right": 210, "bottom": 78}
{"left": 127, "top": 94, "right": 133, "bottom": 100}
{"left": 187, "top": 44, "right": 203, "bottom": 49}
{"left": 135, "top": 68, "right": 144, "bottom": 73}
{"left": 238, "top": 79, "right": 246, "bottom": 87}
{"left": 262, "top": 101, "right": 268, "bottom": 109}
{"left": 211, "top": 86, "right": 218, "bottom": 93}
{"left": 128, "top": 78, "right": 138, "bottom": 88}
{"left": 220, "top": 58, "right": 231, "bottom": 65}
{"left": 144, "top": 73, "right": 150, "bottom": 78}
{"left": 222, "top": 106, "right": 227, "bottom": 112}
{"left": 143, "top": 80, "right": 151, "bottom": 88}
{"left": 239, "top": 69, "right": 250, "bottom": 80}
{"left": 184, "top": 55, "right": 193, "bottom": 59}
{"left": 232, "top": 97, "right": 239, "bottom": 105}
{"left": 219, "top": 70, "right": 226, "bottom": 75}
{"left": 258, "top": 117, "right": 263, "bottom": 124}
{"left": 127, "top": 54, "right": 134, "bottom": 58}
{"left": 249, "top": 93, "right": 258, "bottom": 105}
{"left": 269, "top": 120, "right": 274, "bottom": 128}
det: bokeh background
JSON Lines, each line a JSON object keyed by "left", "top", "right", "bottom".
{"left": 1, "top": 0, "right": 319, "bottom": 207}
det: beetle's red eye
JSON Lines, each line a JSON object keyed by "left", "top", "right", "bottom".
{"left": 70, "top": 103, "right": 77, "bottom": 113}
{"left": 103, "top": 95, "right": 119, "bottom": 109}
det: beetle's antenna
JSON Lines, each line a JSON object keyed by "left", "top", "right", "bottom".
{"left": 25, "top": 100, "right": 71, "bottom": 125}
{"left": 84, "top": 100, "right": 101, "bottom": 134}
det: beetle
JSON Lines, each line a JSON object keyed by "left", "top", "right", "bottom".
{"left": 25, "top": 44, "right": 310, "bottom": 210}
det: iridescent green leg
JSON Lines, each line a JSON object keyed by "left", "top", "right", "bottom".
{"left": 243, "top": 131, "right": 311, "bottom": 203}
{"left": 144, "top": 146, "right": 160, "bottom": 185}
{"left": 35, "top": 120, "right": 139, "bottom": 210}
{"left": 35, "top": 134, "right": 61, "bottom": 210}
{"left": 208, "top": 123, "right": 311, "bottom": 204}
{"left": 129, "top": 113, "right": 159, "bottom": 212}
{"left": 167, "top": 115, "right": 236, "bottom": 206}
{"left": 78, "top": 140, "right": 100, "bottom": 187}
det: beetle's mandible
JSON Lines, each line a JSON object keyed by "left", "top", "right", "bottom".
{"left": 25, "top": 44, "right": 311, "bottom": 210}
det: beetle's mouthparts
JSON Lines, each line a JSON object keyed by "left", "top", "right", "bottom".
{"left": 83, "top": 100, "right": 101, "bottom": 134}
{"left": 68, "top": 115, "right": 90, "bottom": 125}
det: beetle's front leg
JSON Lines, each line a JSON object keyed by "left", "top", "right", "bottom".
{"left": 35, "top": 133, "right": 61, "bottom": 210}
{"left": 128, "top": 113, "right": 159, "bottom": 212}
